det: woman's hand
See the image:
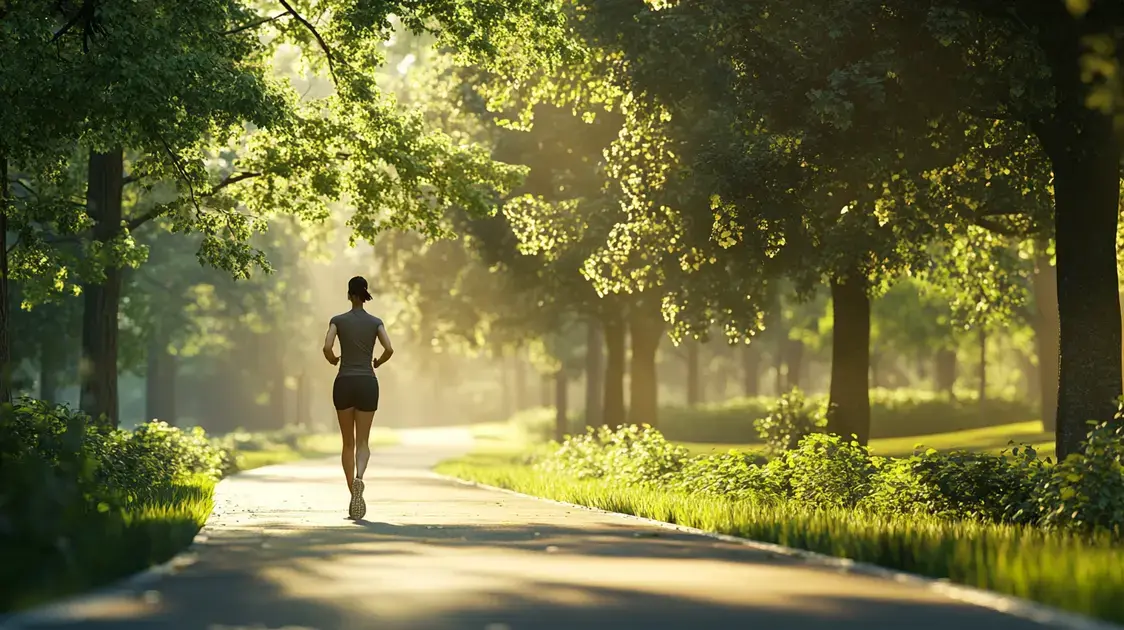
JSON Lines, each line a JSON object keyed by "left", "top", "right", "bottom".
{"left": 328, "top": 354, "right": 340, "bottom": 366}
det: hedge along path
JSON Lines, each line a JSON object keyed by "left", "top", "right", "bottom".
{"left": 0, "top": 437, "right": 1091, "bottom": 630}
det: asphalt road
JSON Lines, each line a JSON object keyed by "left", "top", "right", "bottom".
{"left": 1, "top": 429, "right": 1080, "bottom": 630}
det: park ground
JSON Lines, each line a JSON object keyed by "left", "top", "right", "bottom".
{"left": 469, "top": 417, "right": 1056, "bottom": 459}
{"left": 0, "top": 425, "right": 1095, "bottom": 630}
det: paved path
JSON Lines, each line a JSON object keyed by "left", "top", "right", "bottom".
{"left": 7, "top": 431, "right": 1072, "bottom": 629}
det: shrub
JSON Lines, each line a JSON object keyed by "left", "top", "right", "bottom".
{"left": 652, "top": 388, "right": 1037, "bottom": 444}
{"left": 754, "top": 388, "right": 828, "bottom": 454}
{"left": 775, "top": 433, "right": 877, "bottom": 509}
{"left": 0, "top": 399, "right": 108, "bottom": 563}
{"left": 676, "top": 451, "right": 783, "bottom": 503}
{"left": 862, "top": 445, "right": 1048, "bottom": 523}
{"left": 536, "top": 420, "right": 1060, "bottom": 529}
{"left": 538, "top": 424, "right": 689, "bottom": 486}
{"left": 1038, "top": 419, "right": 1124, "bottom": 535}
{"left": 0, "top": 398, "right": 229, "bottom": 611}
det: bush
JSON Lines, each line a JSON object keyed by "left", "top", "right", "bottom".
{"left": 754, "top": 388, "right": 828, "bottom": 454}
{"left": 1038, "top": 418, "right": 1124, "bottom": 535}
{"left": 677, "top": 451, "right": 783, "bottom": 503}
{"left": 0, "top": 398, "right": 226, "bottom": 611}
{"left": 654, "top": 388, "right": 1037, "bottom": 444}
{"left": 774, "top": 433, "right": 876, "bottom": 509}
{"left": 538, "top": 424, "right": 689, "bottom": 486}
{"left": 862, "top": 445, "right": 1048, "bottom": 523}
{"left": 524, "top": 414, "right": 1124, "bottom": 541}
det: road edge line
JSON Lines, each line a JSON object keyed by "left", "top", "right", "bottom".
{"left": 432, "top": 471, "right": 1124, "bottom": 630}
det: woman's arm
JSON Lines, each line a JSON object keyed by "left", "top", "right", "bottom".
{"left": 323, "top": 322, "right": 339, "bottom": 365}
{"left": 373, "top": 324, "right": 394, "bottom": 368}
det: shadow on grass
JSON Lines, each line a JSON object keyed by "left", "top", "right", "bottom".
{"left": 0, "top": 480, "right": 212, "bottom": 614}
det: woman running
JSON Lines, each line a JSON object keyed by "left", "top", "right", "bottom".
{"left": 322, "top": 275, "right": 394, "bottom": 520}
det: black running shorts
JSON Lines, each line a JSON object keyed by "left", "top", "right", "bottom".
{"left": 333, "top": 376, "right": 380, "bottom": 412}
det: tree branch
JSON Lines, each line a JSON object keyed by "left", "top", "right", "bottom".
{"left": 126, "top": 206, "right": 169, "bottom": 231}
{"left": 974, "top": 216, "right": 1027, "bottom": 238}
{"left": 223, "top": 11, "right": 290, "bottom": 36}
{"left": 124, "top": 171, "right": 261, "bottom": 232}
{"left": 212, "top": 171, "right": 261, "bottom": 193}
{"left": 978, "top": 208, "right": 1031, "bottom": 218}
{"left": 158, "top": 135, "right": 203, "bottom": 218}
{"left": 276, "top": 0, "right": 339, "bottom": 84}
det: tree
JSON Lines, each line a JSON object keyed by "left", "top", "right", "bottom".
{"left": 4, "top": 0, "right": 568, "bottom": 424}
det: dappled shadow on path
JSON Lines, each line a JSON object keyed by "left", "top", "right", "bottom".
{"left": 4, "top": 443, "right": 1051, "bottom": 630}
{"left": 20, "top": 515, "right": 1043, "bottom": 630}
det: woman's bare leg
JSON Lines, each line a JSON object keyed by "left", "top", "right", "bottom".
{"left": 354, "top": 410, "right": 375, "bottom": 480}
{"left": 336, "top": 407, "right": 357, "bottom": 491}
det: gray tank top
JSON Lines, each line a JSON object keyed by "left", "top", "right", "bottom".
{"left": 330, "top": 309, "right": 384, "bottom": 378}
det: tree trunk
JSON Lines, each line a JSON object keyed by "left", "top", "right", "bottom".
{"left": 1032, "top": 251, "right": 1059, "bottom": 432}
{"left": 554, "top": 369, "right": 568, "bottom": 442}
{"left": 936, "top": 349, "right": 957, "bottom": 398}
{"left": 977, "top": 326, "right": 987, "bottom": 410}
{"left": 628, "top": 302, "right": 663, "bottom": 428}
{"left": 602, "top": 302, "right": 627, "bottom": 427}
{"left": 686, "top": 339, "right": 700, "bottom": 406}
{"left": 79, "top": 148, "right": 125, "bottom": 427}
{"left": 145, "top": 330, "right": 177, "bottom": 424}
{"left": 296, "top": 372, "right": 311, "bottom": 427}
{"left": 514, "top": 350, "right": 528, "bottom": 411}
{"left": 0, "top": 156, "right": 11, "bottom": 406}
{"left": 827, "top": 274, "right": 872, "bottom": 445}
{"left": 785, "top": 339, "right": 805, "bottom": 390}
{"left": 540, "top": 373, "right": 552, "bottom": 407}
{"left": 1037, "top": 37, "right": 1123, "bottom": 459}
{"left": 584, "top": 319, "right": 604, "bottom": 428}
{"left": 742, "top": 342, "right": 761, "bottom": 397}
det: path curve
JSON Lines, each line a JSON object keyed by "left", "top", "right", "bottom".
{"left": 0, "top": 428, "right": 1095, "bottom": 629}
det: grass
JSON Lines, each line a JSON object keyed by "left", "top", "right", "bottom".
{"left": 0, "top": 475, "right": 215, "bottom": 613}
{"left": 231, "top": 427, "right": 400, "bottom": 472}
{"left": 679, "top": 420, "right": 1055, "bottom": 461}
{"left": 436, "top": 449, "right": 1124, "bottom": 624}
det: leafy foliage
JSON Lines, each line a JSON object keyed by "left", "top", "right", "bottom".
{"left": 773, "top": 434, "right": 876, "bottom": 510}
{"left": 1038, "top": 411, "right": 1124, "bottom": 535}
{"left": 656, "top": 388, "right": 1037, "bottom": 444}
{"left": 538, "top": 424, "right": 689, "bottom": 486}
{"left": 0, "top": 398, "right": 230, "bottom": 610}
{"left": 532, "top": 418, "right": 1124, "bottom": 537}
{"left": 753, "top": 387, "right": 828, "bottom": 454}
{"left": 863, "top": 445, "right": 1049, "bottom": 524}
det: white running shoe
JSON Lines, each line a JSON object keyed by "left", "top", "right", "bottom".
{"left": 349, "top": 478, "right": 366, "bottom": 520}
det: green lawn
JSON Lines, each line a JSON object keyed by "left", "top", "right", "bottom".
{"left": 233, "top": 427, "right": 399, "bottom": 472}
{"left": 679, "top": 420, "right": 1054, "bottom": 460}
{"left": 435, "top": 448, "right": 1123, "bottom": 624}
